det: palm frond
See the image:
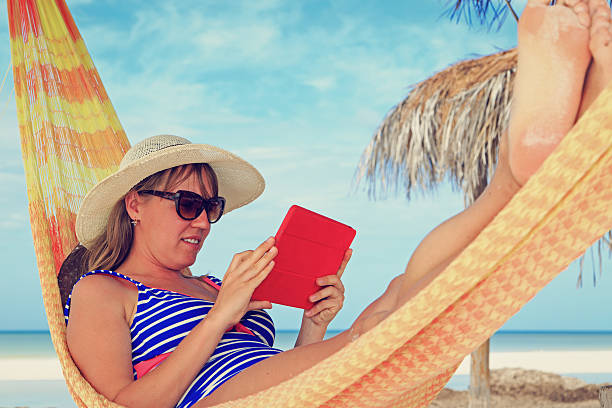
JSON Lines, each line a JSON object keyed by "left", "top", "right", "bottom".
{"left": 576, "top": 231, "right": 612, "bottom": 288}
{"left": 443, "top": 0, "right": 516, "bottom": 31}
{"left": 443, "top": 0, "right": 612, "bottom": 31}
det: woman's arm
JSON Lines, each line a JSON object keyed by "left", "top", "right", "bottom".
{"left": 294, "top": 315, "right": 328, "bottom": 347}
{"left": 66, "top": 275, "right": 228, "bottom": 408}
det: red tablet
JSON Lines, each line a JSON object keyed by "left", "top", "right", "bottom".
{"left": 251, "top": 205, "right": 356, "bottom": 309}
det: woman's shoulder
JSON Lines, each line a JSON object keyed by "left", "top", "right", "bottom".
{"left": 75, "top": 270, "right": 131, "bottom": 290}
{"left": 70, "top": 271, "right": 137, "bottom": 314}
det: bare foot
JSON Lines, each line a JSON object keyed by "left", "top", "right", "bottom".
{"left": 577, "top": 0, "right": 612, "bottom": 116}
{"left": 509, "top": 0, "right": 592, "bottom": 186}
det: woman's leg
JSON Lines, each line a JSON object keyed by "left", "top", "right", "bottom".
{"left": 197, "top": 277, "right": 405, "bottom": 406}
{"left": 395, "top": 0, "right": 594, "bottom": 307}
{"left": 196, "top": 1, "right": 609, "bottom": 405}
{"left": 508, "top": 0, "right": 592, "bottom": 185}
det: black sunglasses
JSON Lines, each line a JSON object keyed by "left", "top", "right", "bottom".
{"left": 139, "top": 190, "right": 226, "bottom": 223}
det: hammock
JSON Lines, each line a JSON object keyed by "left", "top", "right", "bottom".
{"left": 9, "top": 1, "right": 612, "bottom": 407}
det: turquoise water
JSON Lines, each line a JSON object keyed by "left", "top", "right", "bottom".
{"left": 0, "top": 331, "right": 55, "bottom": 358}
{"left": 2, "top": 330, "right": 612, "bottom": 364}
{"left": 1, "top": 331, "right": 611, "bottom": 407}
{"left": 0, "top": 381, "right": 76, "bottom": 408}
{"left": 4, "top": 330, "right": 612, "bottom": 358}
{"left": 290, "top": 330, "right": 612, "bottom": 352}
{"left": 487, "top": 331, "right": 612, "bottom": 351}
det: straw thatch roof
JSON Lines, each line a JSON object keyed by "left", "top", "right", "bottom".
{"left": 355, "top": 48, "right": 611, "bottom": 282}
{"left": 356, "top": 48, "right": 516, "bottom": 204}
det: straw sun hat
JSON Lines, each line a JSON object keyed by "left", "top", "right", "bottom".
{"left": 76, "top": 135, "right": 265, "bottom": 248}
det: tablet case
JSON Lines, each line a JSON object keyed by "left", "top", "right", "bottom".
{"left": 251, "top": 205, "right": 356, "bottom": 309}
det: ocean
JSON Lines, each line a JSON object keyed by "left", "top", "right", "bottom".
{"left": 1, "top": 331, "right": 611, "bottom": 407}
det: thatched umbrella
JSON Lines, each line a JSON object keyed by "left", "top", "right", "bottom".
{"left": 355, "top": 39, "right": 611, "bottom": 408}
{"left": 356, "top": 48, "right": 516, "bottom": 204}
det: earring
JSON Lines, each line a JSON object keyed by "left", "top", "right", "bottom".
{"left": 131, "top": 219, "right": 139, "bottom": 226}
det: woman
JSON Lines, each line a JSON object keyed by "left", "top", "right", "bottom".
{"left": 67, "top": 135, "right": 350, "bottom": 408}
{"left": 65, "top": 1, "right": 612, "bottom": 407}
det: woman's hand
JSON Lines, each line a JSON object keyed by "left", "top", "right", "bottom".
{"left": 208, "top": 237, "right": 277, "bottom": 330}
{"left": 294, "top": 249, "right": 351, "bottom": 347}
{"left": 303, "top": 249, "right": 352, "bottom": 326}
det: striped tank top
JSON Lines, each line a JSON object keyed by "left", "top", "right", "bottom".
{"left": 64, "top": 270, "right": 283, "bottom": 408}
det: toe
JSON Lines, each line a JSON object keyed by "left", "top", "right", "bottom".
{"left": 576, "top": 1, "right": 592, "bottom": 26}
{"left": 588, "top": 0, "right": 609, "bottom": 20}
{"left": 563, "top": 0, "right": 584, "bottom": 7}
{"left": 590, "top": 5, "right": 611, "bottom": 47}
{"left": 587, "top": 0, "right": 604, "bottom": 12}
{"left": 589, "top": 0, "right": 610, "bottom": 16}
{"left": 559, "top": 0, "right": 591, "bottom": 27}
{"left": 563, "top": 0, "right": 591, "bottom": 26}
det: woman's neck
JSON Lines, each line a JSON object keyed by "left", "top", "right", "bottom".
{"left": 116, "top": 246, "right": 183, "bottom": 282}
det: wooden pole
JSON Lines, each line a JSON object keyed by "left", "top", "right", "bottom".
{"left": 601, "top": 385, "right": 612, "bottom": 408}
{"left": 468, "top": 174, "right": 491, "bottom": 408}
{"left": 469, "top": 339, "right": 491, "bottom": 408}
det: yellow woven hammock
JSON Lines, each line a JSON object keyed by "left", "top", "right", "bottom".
{"left": 8, "top": 0, "right": 612, "bottom": 407}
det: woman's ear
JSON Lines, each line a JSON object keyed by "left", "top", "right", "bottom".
{"left": 124, "top": 191, "right": 143, "bottom": 222}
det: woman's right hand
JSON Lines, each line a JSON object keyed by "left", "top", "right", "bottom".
{"left": 208, "top": 237, "right": 277, "bottom": 330}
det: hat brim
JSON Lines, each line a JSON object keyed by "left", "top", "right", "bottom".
{"left": 76, "top": 144, "right": 264, "bottom": 248}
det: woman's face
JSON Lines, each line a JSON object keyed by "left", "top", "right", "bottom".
{"left": 130, "top": 167, "right": 214, "bottom": 272}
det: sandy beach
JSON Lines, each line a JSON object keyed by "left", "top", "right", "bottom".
{"left": 454, "top": 350, "right": 612, "bottom": 375}
{"left": 433, "top": 350, "right": 612, "bottom": 407}
{"left": 0, "top": 357, "right": 62, "bottom": 381}
{"left": 3, "top": 350, "right": 611, "bottom": 381}
{"left": 1, "top": 350, "right": 610, "bottom": 407}
{"left": 432, "top": 368, "right": 609, "bottom": 407}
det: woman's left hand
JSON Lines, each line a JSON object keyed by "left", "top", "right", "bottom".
{"left": 303, "top": 249, "right": 352, "bottom": 327}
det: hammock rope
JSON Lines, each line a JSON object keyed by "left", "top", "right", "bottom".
{"left": 0, "top": 81, "right": 15, "bottom": 123}
{"left": 8, "top": 0, "right": 612, "bottom": 407}
{"left": 0, "top": 61, "right": 11, "bottom": 94}
{"left": 9, "top": 0, "right": 128, "bottom": 406}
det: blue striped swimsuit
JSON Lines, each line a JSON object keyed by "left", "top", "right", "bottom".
{"left": 64, "top": 270, "right": 283, "bottom": 408}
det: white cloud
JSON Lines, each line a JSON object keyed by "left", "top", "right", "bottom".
{"left": 43, "top": 0, "right": 520, "bottom": 157}
{"left": 303, "top": 76, "right": 336, "bottom": 92}
{"left": 239, "top": 0, "right": 284, "bottom": 13}
{"left": 236, "top": 146, "right": 303, "bottom": 161}
{"left": 195, "top": 24, "right": 280, "bottom": 63}
{"left": 0, "top": 211, "right": 28, "bottom": 230}
{"left": 0, "top": 170, "right": 23, "bottom": 183}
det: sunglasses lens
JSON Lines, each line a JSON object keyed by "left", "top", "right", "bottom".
{"left": 178, "top": 192, "right": 204, "bottom": 220}
{"left": 206, "top": 197, "right": 225, "bottom": 223}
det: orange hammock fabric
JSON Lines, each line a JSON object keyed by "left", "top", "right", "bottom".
{"left": 9, "top": 0, "right": 612, "bottom": 407}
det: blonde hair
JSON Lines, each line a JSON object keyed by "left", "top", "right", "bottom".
{"left": 83, "top": 163, "right": 218, "bottom": 272}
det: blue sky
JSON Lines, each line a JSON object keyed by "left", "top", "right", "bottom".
{"left": 0, "top": 0, "right": 610, "bottom": 332}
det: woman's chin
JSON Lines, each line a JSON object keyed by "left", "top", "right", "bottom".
{"left": 165, "top": 252, "right": 198, "bottom": 271}
{"left": 178, "top": 255, "right": 198, "bottom": 269}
